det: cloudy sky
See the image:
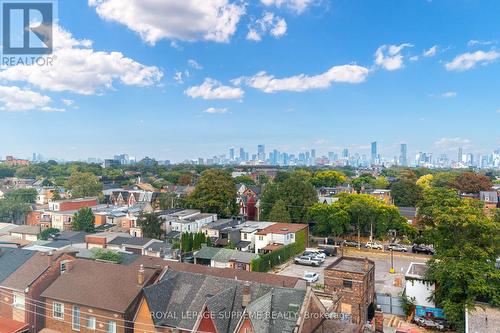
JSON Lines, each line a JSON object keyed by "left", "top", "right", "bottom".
{"left": 1, "top": 0, "right": 499, "bottom": 162}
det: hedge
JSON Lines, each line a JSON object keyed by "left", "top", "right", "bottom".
{"left": 251, "top": 228, "right": 307, "bottom": 272}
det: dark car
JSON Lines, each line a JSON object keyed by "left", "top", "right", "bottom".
{"left": 183, "top": 256, "right": 195, "bottom": 263}
{"left": 343, "top": 240, "right": 360, "bottom": 247}
{"left": 412, "top": 244, "right": 435, "bottom": 255}
{"left": 318, "top": 245, "right": 338, "bottom": 256}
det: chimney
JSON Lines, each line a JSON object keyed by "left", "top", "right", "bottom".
{"left": 374, "top": 305, "right": 384, "bottom": 332}
{"left": 137, "top": 264, "right": 145, "bottom": 285}
{"left": 363, "top": 257, "right": 370, "bottom": 272}
{"left": 242, "top": 283, "right": 251, "bottom": 308}
{"left": 66, "top": 260, "right": 73, "bottom": 272}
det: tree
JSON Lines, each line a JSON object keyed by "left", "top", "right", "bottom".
{"left": 188, "top": 169, "right": 237, "bottom": 218}
{"left": 39, "top": 228, "right": 60, "bottom": 240}
{"left": 181, "top": 232, "right": 194, "bottom": 252}
{"left": 351, "top": 174, "right": 376, "bottom": 193}
{"left": 6, "top": 188, "right": 37, "bottom": 203}
{"left": 234, "top": 175, "right": 256, "bottom": 185}
{"left": 72, "top": 207, "right": 95, "bottom": 232}
{"left": 137, "top": 213, "right": 163, "bottom": 239}
{"left": 0, "top": 198, "right": 31, "bottom": 223}
{"left": 260, "top": 172, "right": 317, "bottom": 222}
{"left": 311, "top": 170, "right": 347, "bottom": 187}
{"left": 307, "top": 203, "right": 350, "bottom": 239}
{"left": 391, "top": 179, "right": 422, "bottom": 207}
{"left": 65, "top": 171, "right": 103, "bottom": 198}
{"left": 416, "top": 174, "right": 433, "bottom": 189}
{"left": 373, "top": 176, "right": 390, "bottom": 189}
{"left": 452, "top": 171, "right": 493, "bottom": 194}
{"left": 418, "top": 189, "right": 500, "bottom": 331}
{"left": 268, "top": 200, "right": 291, "bottom": 223}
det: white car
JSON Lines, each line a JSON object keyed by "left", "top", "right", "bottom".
{"left": 303, "top": 272, "right": 319, "bottom": 283}
{"left": 303, "top": 251, "right": 325, "bottom": 263}
{"left": 365, "top": 242, "right": 383, "bottom": 250}
{"left": 305, "top": 249, "right": 327, "bottom": 260}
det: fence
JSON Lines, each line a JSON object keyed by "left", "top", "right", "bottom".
{"left": 376, "top": 293, "right": 405, "bottom": 316}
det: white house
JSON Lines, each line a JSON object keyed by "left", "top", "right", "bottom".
{"left": 254, "top": 223, "right": 308, "bottom": 254}
{"left": 405, "top": 262, "right": 435, "bottom": 308}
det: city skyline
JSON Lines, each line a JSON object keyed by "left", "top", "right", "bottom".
{"left": 1, "top": 1, "right": 499, "bottom": 161}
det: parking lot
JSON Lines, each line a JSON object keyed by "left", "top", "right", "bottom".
{"left": 276, "top": 248, "right": 429, "bottom": 295}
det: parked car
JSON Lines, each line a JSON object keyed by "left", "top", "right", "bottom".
{"left": 303, "top": 251, "right": 325, "bottom": 263}
{"left": 342, "top": 240, "right": 360, "bottom": 247}
{"left": 365, "top": 242, "right": 383, "bottom": 250}
{"left": 387, "top": 243, "right": 407, "bottom": 252}
{"left": 412, "top": 244, "right": 435, "bottom": 255}
{"left": 305, "top": 249, "right": 326, "bottom": 259}
{"left": 183, "top": 256, "right": 195, "bottom": 263}
{"left": 303, "top": 272, "right": 319, "bottom": 283}
{"left": 318, "top": 245, "right": 338, "bottom": 256}
{"left": 294, "top": 256, "right": 321, "bottom": 267}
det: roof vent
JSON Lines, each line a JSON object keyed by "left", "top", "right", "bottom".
{"left": 280, "top": 228, "right": 288, "bottom": 231}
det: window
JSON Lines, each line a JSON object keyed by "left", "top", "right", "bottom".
{"left": 243, "top": 233, "right": 247, "bottom": 240}
{"left": 53, "top": 302, "right": 64, "bottom": 319}
{"left": 72, "top": 306, "right": 81, "bottom": 331}
{"left": 343, "top": 279, "right": 353, "bottom": 289}
{"left": 13, "top": 293, "right": 25, "bottom": 310}
{"left": 290, "top": 233, "right": 294, "bottom": 239}
{"left": 258, "top": 236, "right": 263, "bottom": 241}
{"left": 107, "top": 321, "right": 116, "bottom": 333}
{"left": 60, "top": 260, "right": 68, "bottom": 273}
{"left": 86, "top": 316, "right": 96, "bottom": 330}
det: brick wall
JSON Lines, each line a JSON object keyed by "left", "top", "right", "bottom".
{"left": 59, "top": 199, "right": 98, "bottom": 212}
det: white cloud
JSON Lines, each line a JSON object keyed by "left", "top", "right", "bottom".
{"left": 441, "top": 91, "right": 457, "bottom": 98}
{"left": 434, "top": 137, "right": 471, "bottom": 150}
{"left": 0, "top": 25, "right": 162, "bottom": 95}
{"left": 261, "top": 0, "right": 315, "bottom": 14}
{"left": 235, "top": 64, "right": 369, "bottom": 93}
{"left": 61, "top": 99, "right": 74, "bottom": 106}
{"left": 188, "top": 59, "right": 203, "bottom": 69}
{"left": 89, "top": 0, "right": 246, "bottom": 44}
{"left": 423, "top": 45, "right": 438, "bottom": 57}
{"left": 246, "top": 12, "right": 287, "bottom": 41}
{"left": 445, "top": 50, "right": 500, "bottom": 71}
{"left": 409, "top": 55, "right": 419, "bottom": 62}
{"left": 204, "top": 107, "right": 228, "bottom": 114}
{"left": 0, "top": 86, "right": 56, "bottom": 112}
{"left": 467, "top": 40, "right": 496, "bottom": 47}
{"left": 374, "top": 43, "right": 413, "bottom": 71}
{"left": 185, "top": 78, "right": 244, "bottom": 99}
{"left": 174, "top": 71, "right": 184, "bottom": 84}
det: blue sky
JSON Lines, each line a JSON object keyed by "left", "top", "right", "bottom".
{"left": 1, "top": 0, "right": 499, "bottom": 162}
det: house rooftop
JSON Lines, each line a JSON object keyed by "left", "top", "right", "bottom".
{"left": 0, "top": 247, "right": 36, "bottom": 284}
{"left": 405, "top": 262, "right": 428, "bottom": 279}
{"left": 255, "top": 223, "right": 308, "bottom": 236}
{"left": 9, "top": 225, "right": 41, "bottom": 235}
{"left": 213, "top": 248, "right": 259, "bottom": 264}
{"left": 327, "top": 256, "right": 374, "bottom": 274}
{"left": 50, "top": 197, "right": 97, "bottom": 203}
{"left": 41, "top": 259, "right": 157, "bottom": 313}
{"left": 107, "top": 236, "right": 153, "bottom": 247}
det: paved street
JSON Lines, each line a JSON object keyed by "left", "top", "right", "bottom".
{"left": 276, "top": 248, "right": 429, "bottom": 295}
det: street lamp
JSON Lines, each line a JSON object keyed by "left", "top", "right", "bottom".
{"left": 389, "top": 249, "right": 395, "bottom": 274}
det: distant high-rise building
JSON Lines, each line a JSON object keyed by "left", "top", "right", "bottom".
{"left": 458, "top": 147, "right": 463, "bottom": 163}
{"left": 258, "top": 144, "right": 265, "bottom": 161}
{"left": 229, "top": 148, "right": 235, "bottom": 161}
{"left": 399, "top": 144, "right": 408, "bottom": 166}
{"left": 342, "top": 148, "right": 349, "bottom": 158}
{"left": 328, "top": 152, "right": 335, "bottom": 162}
{"left": 371, "top": 141, "right": 377, "bottom": 164}
{"left": 239, "top": 148, "right": 246, "bottom": 161}
{"left": 310, "top": 149, "right": 316, "bottom": 165}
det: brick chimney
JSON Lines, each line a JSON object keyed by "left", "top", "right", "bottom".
{"left": 374, "top": 305, "right": 384, "bottom": 332}
{"left": 242, "top": 283, "right": 251, "bottom": 308}
{"left": 137, "top": 264, "right": 145, "bottom": 285}
{"left": 363, "top": 257, "right": 370, "bottom": 272}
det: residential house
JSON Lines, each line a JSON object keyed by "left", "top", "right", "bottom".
{"left": 41, "top": 259, "right": 159, "bottom": 333}
{"left": 368, "top": 189, "right": 392, "bottom": 205}
{"left": 164, "top": 210, "right": 217, "bottom": 234}
{"left": 324, "top": 256, "right": 376, "bottom": 325}
{"left": 200, "top": 219, "right": 240, "bottom": 239}
{"left": 48, "top": 197, "right": 98, "bottom": 212}
{"left": 84, "top": 232, "right": 131, "bottom": 250}
{"left": 254, "top": 223, "right": 308, "bottom": 254}
{"left": 239, "top": 221, "right": 276, "bottom": 252}
{"left": 0, "top": 251, "right": 75, "bottom": 333}
{"left": 194, "top": 247, "right": 259, "bottom": 271}
{"left": 480, "top": 191, "right": 499, "bottom": 217}
{"left": 236, "top": 184, "right": 261, "bottom": 220}
{"left": 133, "top": 268, "right": 326, "bottom": 333}
{"left": 9, "top": 226, "right": 42, "bottom": 242}
{"left": 398, "top": 207, "right": 418, "bottom": 226}
{"left": 106, "top": 236, "right": 166, "bottom": 256}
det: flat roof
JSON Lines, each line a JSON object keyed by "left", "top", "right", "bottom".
{"left": 327, "top": 256, "right": 374, "bottom": 274}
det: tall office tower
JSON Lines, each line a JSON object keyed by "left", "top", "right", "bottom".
{"left": 342, "top": 148, "right": 349, "bottom": 158}
{"left": 458, "top": 147, "right": 463, "bottom": 163}
{"left": 258, "top": 144, "right": 265, "bottom": 161}
{"left": 239, "top": 148, "right": 245, "bottom": 161}
{"left": 310, "top": 149, "right": 316, "bottom": 165}
{"left": 229, "top": 148, "right": 235, "bottom": 161}
{"left": 272, "top": 149, "right": 279, "bottom": 165}
{"left": 371, "top": 141, "right": 378, "bottom": 164}
{"left": 328, "top": 151, "right": 335, "bottom": 162}
{"left": 399, "top": 143, "right": 408, "bottom": 166}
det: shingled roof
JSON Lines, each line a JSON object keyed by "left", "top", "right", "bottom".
{"left": 0, "top": 247, "right": 36, "bottom": 284}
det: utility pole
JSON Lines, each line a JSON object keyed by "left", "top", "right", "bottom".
{"left": 389, "top": 249, "right": 395, "bottom": 274}
{"left": 357, "top": 216, "right": 361, "bottom": 250}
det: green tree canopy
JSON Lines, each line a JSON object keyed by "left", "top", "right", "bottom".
{"left": 391, "top": 179, "right": 422, "bottom": 207}
{"left": 137, "top": 213, "right": 163, "bottom": 239}
{"left": 452, "top": 171, "right": 493, "bottom": 194}
{"left": 418, "top": 188, "right": 500, "bottom": 331}
{"left": 188, "top": 169, "right": 237, "bottom": 218}
{"left": 39, "top": 228, "right": 60, "bottom": 240}
{"left": 307, "top": 203, "right": 350, "bottom": 238}
{"left": 72, "top": 207, "right": 95, "bottom": 232}
{"left": 6, "top": 188, "right": 37, "bottom": 203}
{"left": 268, "top": 199, "right": 292, "bottom": 223}
{"left": 234, "top": 175, "right": 256, "bottom": 185}
{"left": 351, "top": 173, "right": 376, "bottom": 193}
{"left": 311, "top": 170, "right": 347, "bottom": 187}
{"left": 65, "top": 171, "right": 103, "bottom": 198}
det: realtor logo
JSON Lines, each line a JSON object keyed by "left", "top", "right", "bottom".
{"left": 1, "top": 0, "right": 53, "bottom": 55}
